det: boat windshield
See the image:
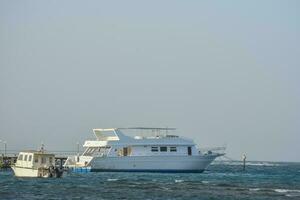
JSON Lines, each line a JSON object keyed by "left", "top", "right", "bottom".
{"left": 83, "top": 147, "right": 111, "bottom": 156}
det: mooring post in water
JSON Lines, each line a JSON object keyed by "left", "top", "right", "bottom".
{"left": 59, "top": 158, "right": 63, "bottom": 169}
{"left": 242, "top": 154, "right": 246, "bottom": 171}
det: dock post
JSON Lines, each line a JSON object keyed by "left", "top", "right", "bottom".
{"left": 60, "top": 158, "right": 63, "bottom": 169}
{"left": 77, "top": 142, "right": 80, "bottom": 162}
{"left": 77, "top": 142, "right": 79, "bottom": 155}
{"left": 4, "top": 142, "right": 6, "bottom": 157}
{"left": 242, "top": 154, "right": 246, "bottom": 171}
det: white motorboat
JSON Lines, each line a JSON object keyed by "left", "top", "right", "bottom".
{"left": 65, "top": 127, "right": 225, "bottom": 172}
{"left": 12, "top": 149, "right": 63, "bottom": 178}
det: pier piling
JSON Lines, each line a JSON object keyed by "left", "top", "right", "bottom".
{"left": 242, "top": 154, "right": 246, "bottom": 171}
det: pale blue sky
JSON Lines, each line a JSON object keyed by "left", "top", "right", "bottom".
{"left": 0, "top": 0, "right": 299, "bottom": 161}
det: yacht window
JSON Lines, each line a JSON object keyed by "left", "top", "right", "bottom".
{"left": 84, "top": 147, "right": 96, "bottom": 156}
{"left": 18, "top": 154, "right": 23, "bottom": 161}
{"left": 151, "top": 147, "right": 158, "bottom": 152}
{"left": 28, "top": 155, "right": 32, "bottom": 162}
{"left": 87, "top": 148, "right": 93, "bottom": 153}
{"left": 160, "top": 147, "right": 167, "bottom": 152}
{"left": 41, "top": 157, "right": 46, "bottom": 164}
{"left": 170, "top": 147, "right": 177, "bottom": 152}
{"left": 24, "top": 155, "right": 28, "bottom": 161}
{"left": 188, "top": 146, "right": 192, "bottom": 156}
{"left": 49, "top": 157, "right": 53, "bottom": 163}
{"left": 123, "top": 147, "right": 128, "bottom": 156}
{"left": 34, "top": 157, "right": 38, "bottom": 163}
{"left": 90, "top": 148, "right": 96, "bottom": 154}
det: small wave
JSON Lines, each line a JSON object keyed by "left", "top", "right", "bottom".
{"left": 249, "top": 188, "right": 261, "bottom": 191}
{"left": 216, "top": 161, "right": 281, "bottom": 167}
{"left": 274, "top": 189, "right": 300, "bottom": 193}
{"left": 174, "top": 179, "right": 184, "bottom": 183}
{"left": 286, "top": 194, "right": 295, "bottom": 197}
{"left": 201, "top": 181, "right": 209, "bottom": 184}
{"left": 274, "top": 188, "right": 300, "bottom": 197}
{"left": 248, "top": 162, "right": 280, "bottom": 167}
{"left": 107, "top": 178, "right": 119, "bottom": 182}
{"left": 161, "top": 186, "right": 171, "bottom": 191}
{"left": 286, "top": 194, "right": 300, "bottom": 197}
{"left": 243, "top": 162, "right": 280, "bottom": 167}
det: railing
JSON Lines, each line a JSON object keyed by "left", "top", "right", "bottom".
{"left": 0, "top": 150, "right": 81, "bottom": 158}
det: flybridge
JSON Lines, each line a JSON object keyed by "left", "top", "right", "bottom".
{"left": 92, "top": 127, "right": 178, "bottom": 141}
{"left": 118, "top": 127, "right": 176, "bottom": 130}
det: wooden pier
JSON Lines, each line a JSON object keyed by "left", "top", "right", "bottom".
{"left": 0, "top": 155, "right": 16, "bottom": 169}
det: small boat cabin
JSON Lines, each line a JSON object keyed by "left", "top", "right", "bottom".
{"left": 15, "top": 151, "right": 55, "bottom": 169}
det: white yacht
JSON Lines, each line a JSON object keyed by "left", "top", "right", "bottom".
{"left": 12, "top": 150, "right": 63, "bottom": 178}
{"left": 64, "top": 128, "right": 224, "bottom": 172}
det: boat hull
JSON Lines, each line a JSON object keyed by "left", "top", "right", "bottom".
{"left": 90, "top": 155, "right": 218, "bottom": 172}
{"left": 11, "top": 166, "right": 40, "bottom": 177}
{"left": 11, "top": 166, "right": 63, "bottom": 178}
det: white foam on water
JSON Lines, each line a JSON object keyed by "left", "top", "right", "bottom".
{"left": 249, "top": 188, "right": 261, "bottom": 191}
{"left": 174, "top": 179, "right": 184, "bottom": 183}
{"left": 245, "top": 162, "right": 281, "bottom": 167}
{"left": 274, "top": 189, "right": 289, "bottom": 193}
{"left": 107, "top": 178, "right": 119, "bottom": 182}
{"left": 201, "top": 181, "right": 209, "bottom": 184}
{"left": 215, "top": 161, "right": 281, "bottom": 167}
{"left": 274, "top": 189, "right": 300, "bottom": 193}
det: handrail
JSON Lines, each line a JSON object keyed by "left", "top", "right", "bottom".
{"left": 0, "top": 150, "right": 82, "bottom": 158}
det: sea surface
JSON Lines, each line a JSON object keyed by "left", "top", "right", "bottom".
{"left": 1, "top": 161, "right": 300, "bottom": 200}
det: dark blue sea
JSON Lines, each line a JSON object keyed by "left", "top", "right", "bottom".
{"left": 1, "top": 161, "right": 300, "bottom": 200}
